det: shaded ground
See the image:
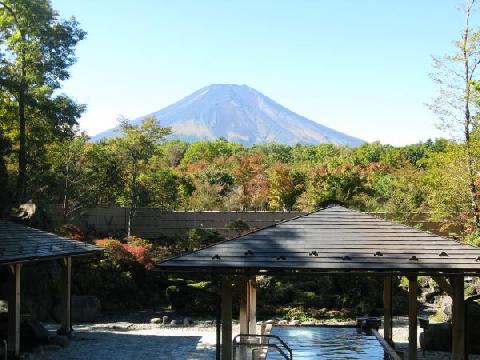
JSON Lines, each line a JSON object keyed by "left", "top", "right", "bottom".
{"left": 31, "top": 325, "right": 220, "bottom": 360}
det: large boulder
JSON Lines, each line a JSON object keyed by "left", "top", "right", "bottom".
{"left": 467, "top": 301, "right": 480, "bottom": 353}
{"left": 24, "top": 319, "right": 49, "bottom": 343}
{"left": 421, "top": 301, "right": 480, "bottom": 353}
{"left": 420, "top": 323, "right": 452, "bottom": 352}
{"left": 53, "top": 295, "right": 101, "bottom": 323}
{"left": 20, "top": 319, "right": 50, "bottom": 351}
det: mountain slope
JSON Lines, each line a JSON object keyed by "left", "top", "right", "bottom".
{"left": 92, "top": 84, "right": 363, "bottom": 146}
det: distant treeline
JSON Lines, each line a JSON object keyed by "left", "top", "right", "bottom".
{"left": 2, "top": 115, "right": 478, "bottom": 243}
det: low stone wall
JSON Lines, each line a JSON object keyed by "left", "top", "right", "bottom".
{"left": 80, "top": 208, "right": 306, "bottom": 239}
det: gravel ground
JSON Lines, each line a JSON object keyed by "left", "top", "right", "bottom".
{"left": 31, "top": 323, "right": 227, "bottom": 360}
{"left": 29, "top": 318, "right": 479, "bottom": 360}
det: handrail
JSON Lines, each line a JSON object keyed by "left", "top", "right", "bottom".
{"left": 232, "top": 333, "right": 292, "bottom": 360}
{"left": 371, "top": 329, "right": 402, "bottom": 360}
{"left": 250, "top": 343, "right": 290, "bottom": 360}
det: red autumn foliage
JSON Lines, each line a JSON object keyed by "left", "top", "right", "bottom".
{"left": 94, "top": 238, "right": 154, "bottom": 270}
{"left": 58, "top": 224, "right": 85, "bottom": 241}
{"left": 122, "top": 243, "right": 154, "bottom": 270}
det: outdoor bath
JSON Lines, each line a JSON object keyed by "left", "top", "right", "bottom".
{"left": 267, "top": 326, "right": 385, "bottom": 359}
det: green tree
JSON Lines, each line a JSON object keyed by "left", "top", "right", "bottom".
{"left": 0, "top": 133, "right": 11, "bottom": 216}
{"left": 251, "top": 143, "right": 292, "bottom": 164}
{"left": 142, "top": 165, "right": 180, "bottom": 210}
{"left": 113, "top": 117, "right": 171, "bottom": 236}
{"left": 0, "top": 0, "right": 86, "bottom": 203}
{"left": 161, "top": 140, "right": 189, "bottom": 167}
{"left": 81, "top": 141, "right": 123, "bottom": 207}
{"left": 380, "top": 167, "right": 426, "bottom": 223}
{"left": 233, "top": 153, "right": 269, "bottom": 210}
{"left": 422, "top": 142, "right": 476, "bottom": 232}
{"left": 47, "top": 134, "right": 89, "bottom": 222}
{"left": 182, "top": 139, "right": 243, "bottom": 164}
{"left": 268, "top": 163, "right": 305, "bottom": 211}
{"left": 429, "top": 0, "right": 480, "bottom": 227}
{"left": 296, "top": 164, "right": 369, "bottom": 211}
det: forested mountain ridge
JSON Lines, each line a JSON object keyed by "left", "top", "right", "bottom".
{"left": 92, "top": 84, "right": 364, "bottom": 147}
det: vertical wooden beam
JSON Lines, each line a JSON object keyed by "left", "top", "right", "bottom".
{"left": 383, "top": 274, "right": 393, "bottom": 344}
{"left": 238, "top": 276, "right": 248, "bottom": 359}
{"left": 451, "top": 275, "right": 465, "bottom": 360}
{"left": 58, "top": 256, "right": 72, "bottom": 336}
{"left": 221, "top": 277, "right": 232, "bottom": 360}
{"left": 216, "top": 294, "right": 221, "bottom": 360}
{"left": 248, "top": 276, "right": 256, "bottom": 335}
{"left": 239, "top": 276, "right": 248, "bottom": 335}
{"left": 408, "top": 276, "right": 418, "bottom": 360}
{"left": 8, "top": 263, "right": 22, "bottom": 358}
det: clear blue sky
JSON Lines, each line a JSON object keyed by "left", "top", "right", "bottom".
{"left": 51, "top": 0, "right": 468, "bottom": 145}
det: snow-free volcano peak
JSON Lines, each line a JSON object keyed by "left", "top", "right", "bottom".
{"left": 92, "top": 84, "right": 363, "bottom": 146}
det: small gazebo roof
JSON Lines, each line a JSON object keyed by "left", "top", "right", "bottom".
{"left": 0, "top": 220, "right": 102, "bottom": 265}
{"left": 157, "top": 206, "right": 480, "bottom": 275}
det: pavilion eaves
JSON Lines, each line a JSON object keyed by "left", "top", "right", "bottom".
{"left": 157, "top": 206, "right": 480, "bottom": 275}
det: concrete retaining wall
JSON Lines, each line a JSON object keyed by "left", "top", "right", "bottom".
{"left": 78, "top": 208, "right": 449, "bottom": 240}
{"left": 82, "top": 208, "right": 306, "bottom": 239}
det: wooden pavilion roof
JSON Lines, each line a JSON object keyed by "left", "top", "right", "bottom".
{"left": 0, "top": 220, "right": 102, "bottom": 265}
{"left": 156, "top": 206, "right": 480, "bottom": 275}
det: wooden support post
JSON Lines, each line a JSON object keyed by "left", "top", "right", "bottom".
{"left": 408, "top": 276, "right": 418, "bottom": 360}
{"left": 221, "top": 277, "right": 232, "bottom": 360}
{"left": 239, "top": 276, "right": 248, "bottom": 335}
{"left": 451, "top": 275, "right": 465, "bottom": 360}
{"left": 216, "top": 294, "right": 221, "bottom": 360}
{"left": 8, "top": 263, "right": 22, "bottom": 358}
{"left": 238, "top": 276, "right": 248, "bottom": 359}
{"left": 383, "top": 274, "right": 393, "bottom": 344}
{"left": 58, "top": 257, "right": 72, "bottom": 336}
{"left": 248, "top": 277, "right": 256, "bottom": 335}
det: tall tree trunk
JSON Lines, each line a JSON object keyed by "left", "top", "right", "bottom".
{"left": 63, "top": 163, "right": 69, "bottom": 223}
{"left": 127, "top": 162, "right": 137, "bottom": 238}
{"left": 462, "top": 0, "right": 480, "bottom": 227}
{"left": 465, "top": 128, "right": 479, "bottom": 227}
{"left": 15, "top": 89, "right": 26, "bottom": 204}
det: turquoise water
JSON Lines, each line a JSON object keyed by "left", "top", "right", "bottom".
{"left": 268, "top": 326, "right": 385, "bottom": 359}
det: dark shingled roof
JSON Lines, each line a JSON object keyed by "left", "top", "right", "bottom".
{"left": 0, "top": 220, "right": 103, "bottom": 265}
{"left": 156, "top": 206, "right": 480, "bottom": 275}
